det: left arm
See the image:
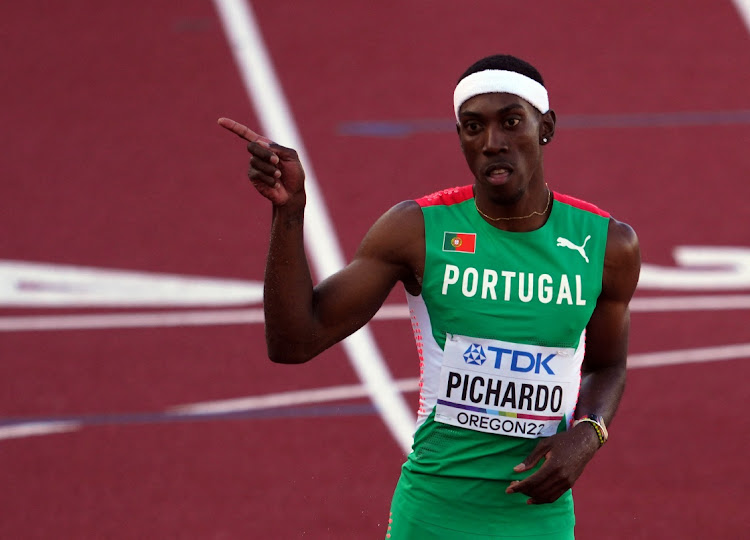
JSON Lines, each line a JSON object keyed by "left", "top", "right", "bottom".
{"left": 506, "top": 218, "right": 641, "bottom": 504}
{"left": 575, "top": 217, "right": 641, "bottom": 425}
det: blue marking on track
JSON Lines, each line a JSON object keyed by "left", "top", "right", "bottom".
{"left": 0, "top": 403, "right": 379, "bottom": 430}
{"left": 337, "top": 110, "right": 750, "bottom": 137}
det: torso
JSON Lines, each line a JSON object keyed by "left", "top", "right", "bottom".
{"left": 388, "top": 185, "right": 612, "bottom": 535}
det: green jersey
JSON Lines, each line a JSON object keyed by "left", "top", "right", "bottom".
{"left": 388, "top": 185, "right": 610, "bottom": 538}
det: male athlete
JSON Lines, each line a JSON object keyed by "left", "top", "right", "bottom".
{"left": 219, "top": 54, "right": 640, "bottom": 539}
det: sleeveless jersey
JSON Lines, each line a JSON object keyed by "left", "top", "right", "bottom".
{"left": 392, "top": 185, "right": 610, "bottom": 537}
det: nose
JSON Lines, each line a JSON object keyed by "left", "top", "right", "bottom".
{"left": 483, "top": 124, "right": 507, "bottom": 155}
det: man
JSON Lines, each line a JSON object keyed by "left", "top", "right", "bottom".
{"left": 219, "top": 54, "right": 640, "bottom": 539}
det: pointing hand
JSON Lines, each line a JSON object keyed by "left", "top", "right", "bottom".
{"left": 218, "top": 117, "right": 306, "bottom": 207}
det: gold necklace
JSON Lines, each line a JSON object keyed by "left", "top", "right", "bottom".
{"left": 475, "top": 186, "right": 552, "bottom": 221}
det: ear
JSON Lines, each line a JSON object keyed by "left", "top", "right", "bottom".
{"left": 539, "top": 109, "right": 556, "bottom": 145}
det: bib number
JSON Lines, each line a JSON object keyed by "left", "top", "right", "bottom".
{"left": 434, "top": 334, "right": 582, "bottom": 439}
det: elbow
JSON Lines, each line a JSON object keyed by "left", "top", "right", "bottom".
{"left": 267, "top": 350, "right": 311, "bottom": 365}
{"left": 266, "top": 339, "right": 314, "bottom": 365}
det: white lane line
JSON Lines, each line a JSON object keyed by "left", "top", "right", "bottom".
{"left": 733, "top": 0, "right": 750, "bottom": 33}
{"left": 5, "top": 344, "right": 746, "bottom": 441}
{"left": 0, "top": 309, "right": 266, "bottom": 332}
{"left": 212, "top": 0, "right": 414, "bottom": 453}
{"left": 629, "top": 294, "right": 750, "bottom": 312}
{"left": 173, "top": 343, "right": 749, "bottom": 415}
{"left": 2, "top": 294, "right": 750, "bottom": 332}
{"left": 0, "top": 421, "right": 81, "bottom": 441}
{"left": 627, "top": 342, "right": 750, "bottom": 369}
{"left": 0, "top": 305, "right": 403, "bottom": 332}
{"left": 171, "top": 378, "right": 420, "bottom": 415}
{"left": 0, "top": 260, "right": 263, "bottom": 307}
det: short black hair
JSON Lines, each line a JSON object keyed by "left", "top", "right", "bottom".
{"left": 458, "top": 54, "right": 545, "bottom": 87}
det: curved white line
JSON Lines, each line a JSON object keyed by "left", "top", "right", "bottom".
{"left": 2, "top": 294, "right": 750, "bottom": 332}
{"left": 173, "top": 342, "right": 749, "bottom": 414}
{"left": 0, "top": 421, "right": 81, "bottom": 441}
{"left": 733, "top": 0, "right": 750, "bottom": 33}
{"left": 4, "top": 343, "right": 746, "bottom": 441}
{"left": 213, "top": 0, "right": 414, "bottom": 453}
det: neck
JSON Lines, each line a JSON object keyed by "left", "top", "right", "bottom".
{"left": 474, "top": 183, "right": 552, "bottom": 232}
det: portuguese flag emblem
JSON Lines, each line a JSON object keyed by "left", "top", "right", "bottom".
{"left": 443, "top": 232, "right": 476, "bottom": 253}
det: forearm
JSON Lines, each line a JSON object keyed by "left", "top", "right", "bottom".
{"left": 575, "top": 362, "right": 626, "bottom": 425}
{"left": 263, "top": 198, "right": 319, "bottom": 363}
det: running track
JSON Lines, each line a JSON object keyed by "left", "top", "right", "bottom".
{"left": 1, "top": 1, "right": 749, "bottom": 538}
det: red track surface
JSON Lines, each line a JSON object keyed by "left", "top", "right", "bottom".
{"left": 2, "top": 1, "right": 749, "bottom": 538}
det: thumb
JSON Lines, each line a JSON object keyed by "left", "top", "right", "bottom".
{"left": 513, "top": 441, "right": 550, "bottom": 473}
{"left": 269, "top": 142, "right": 300, "bottom": 163}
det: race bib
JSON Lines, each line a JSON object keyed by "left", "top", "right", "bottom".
{"left": 434, "top": 333, "right": 583, "bottom": 439}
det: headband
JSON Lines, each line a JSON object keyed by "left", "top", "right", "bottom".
{"left": 453, "top": 69, "right": 550, "bottom": 120}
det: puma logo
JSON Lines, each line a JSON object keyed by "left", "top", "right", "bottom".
{"left": 556, "top": 235, "right": 591, "bottom": 263}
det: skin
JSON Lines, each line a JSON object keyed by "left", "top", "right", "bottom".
{"left": 457, "top": 93, "right": 555, "bottom": 232}
{"left": 217, "top": 91, "right": 640, "bottom": 506}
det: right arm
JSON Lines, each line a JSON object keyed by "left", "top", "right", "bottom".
{"left": 218, "top": 118, "right": 424, "bottom": 364}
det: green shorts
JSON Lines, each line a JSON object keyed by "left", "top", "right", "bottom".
{"left": 386, "top": 469, "right": 575, "bottom": 539}
{"left": 386, "top": 512, "right": 574, "bottom": 540}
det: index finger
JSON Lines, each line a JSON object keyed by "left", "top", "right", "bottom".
{"left": 505, "top": 467, "right": 546, "bottom": 495}
{"left": 217, "top": 117, "right": 273, "bottom": 145}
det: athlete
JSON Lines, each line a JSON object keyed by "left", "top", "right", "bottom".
{"left": 218, "top": 54, "right": 641, "bottom": 539}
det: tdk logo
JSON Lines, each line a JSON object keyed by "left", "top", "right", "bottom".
{"left": 488, "top": 346, "right": 556, "bottom": 375}
{"left": 463, "top": 344, "right": 487, "bottom": 365}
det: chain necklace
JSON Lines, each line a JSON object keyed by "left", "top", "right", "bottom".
{"left": 475, "top": 185, "right": 552, "bottom": 222}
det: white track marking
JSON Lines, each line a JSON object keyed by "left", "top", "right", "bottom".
{"left": 627, "top": 343, "right": 750, "bottom": 369}
{"left": 2, "top": 245, "right": 747, "bottom": 309}
{"left": 638, "top": 247, "right": 750, "bottom": 290}
{"left": 173, "top": 343, "right": 749, "bottom": 415}
{"left": 0, "top": 421, "right": 81, "bottom": 441}
{"left": 5, "top": 344, "right": 746, "bottom": 441}
{"left": 0, "top": 309, "right": 266, "bottom": 332}
{"left": 171, "top": 378, "right": 419, "bottom": 415}
{"left": 629, "top": 294, "right": 750, "bottom": 312}
{"left": 2, "top": 294, "right": 750, "bottom": 332}
{"left": 0, "top": 260, "right": 263, "bottom": 307}
{"left": 212, "top": 0, "right": 414, "bottom": 452}
{"left": 733, "top": 0, "right": 750, "bottom": 33}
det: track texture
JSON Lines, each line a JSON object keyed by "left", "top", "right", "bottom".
{"left": 1, "top": 1, "right": 749, "bottom": 538}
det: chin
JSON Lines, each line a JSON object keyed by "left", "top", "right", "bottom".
{"left": 479, "top": 180, "right": 525, "bottom": 205}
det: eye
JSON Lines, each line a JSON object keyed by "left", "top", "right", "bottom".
{"left": 463, "top": 121, "right": 482, "bottom": 134}
{"left": 505, "top": 118, "right": 521, "bottom": 128}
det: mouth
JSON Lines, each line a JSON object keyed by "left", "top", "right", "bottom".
{"left": 483, "top": 162, "right": 514, "bottom": 185}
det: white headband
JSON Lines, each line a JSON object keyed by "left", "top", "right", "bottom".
{"left": 453, "top": 69, "right": 549, "bottom": 120}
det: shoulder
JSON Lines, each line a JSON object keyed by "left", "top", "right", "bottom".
{"left": 355, "top": 200, "right": 425, "bottom": 294}
{"left": 606, "top": 218, "right": 640, "bottom": 264}
{"left": 366, "top": 199, "right": 424, "bottom": 238}
{"left": 602, "top": 218, "right": 641, "bottom": 302}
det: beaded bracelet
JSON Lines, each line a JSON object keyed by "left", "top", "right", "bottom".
{"left": 575, "top": 418, "right": 606, "bottom": 446}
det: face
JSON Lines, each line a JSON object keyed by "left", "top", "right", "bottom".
{"left": 457, "top": 92, "right": 554, "bottom": 204}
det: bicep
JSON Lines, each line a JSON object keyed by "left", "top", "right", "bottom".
{"left": 311, "top": 256, "right": 404, "bottom": 340}
{"left": 308, "top": 201, "right": 423, "bottom": 349}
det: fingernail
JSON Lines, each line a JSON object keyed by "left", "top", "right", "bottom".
{"left": 270, "top": 154, "right": 279, "bottom": 164}
{"left": 513, "top": 464, "right": 525, "bottom": 472}
{"left": 274, "top": 170, "right": 281, "bottom": 178}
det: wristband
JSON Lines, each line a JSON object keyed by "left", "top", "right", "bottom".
{"left": 573, "top": 415, "right": 608, "bottom": 446}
